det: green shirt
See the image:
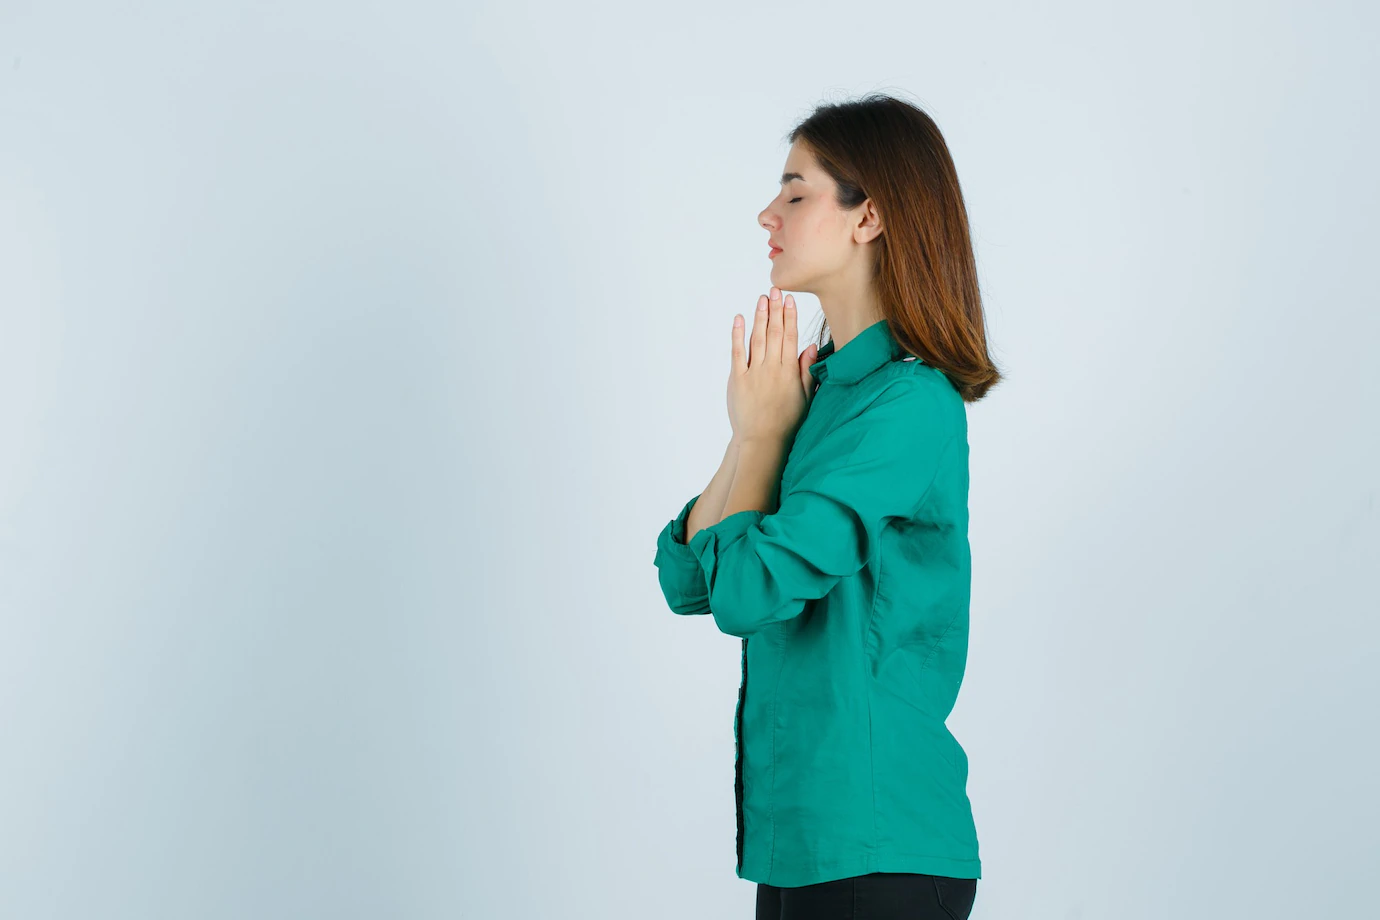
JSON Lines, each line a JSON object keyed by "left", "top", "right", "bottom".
{"left": 653, "top": 318, "right": 981, "bottom": 887}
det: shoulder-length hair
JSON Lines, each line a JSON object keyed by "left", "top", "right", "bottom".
{"left": 787, "top": 93, "right": 1002, "bottom": 402}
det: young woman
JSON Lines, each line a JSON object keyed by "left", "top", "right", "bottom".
{"left": 653, "top": 93, "right": 1002, "bottom": 920}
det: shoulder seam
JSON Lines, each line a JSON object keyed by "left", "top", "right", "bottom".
{"left": 854, "top": 371, "right": 940, "bottom": 420}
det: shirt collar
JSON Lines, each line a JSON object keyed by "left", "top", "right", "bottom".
{"left": 807, "top": 318, "right": 915, "bottom": 386}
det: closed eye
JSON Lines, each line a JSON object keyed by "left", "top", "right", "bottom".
{"left": 788, "top": 197, "right": 802, "bottom": 204}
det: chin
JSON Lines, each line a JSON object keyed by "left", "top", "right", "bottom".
{"left": 771, "top": 265, "right": 809, "bottom": 295}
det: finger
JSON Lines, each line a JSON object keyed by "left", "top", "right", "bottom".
{"left": 750, "top": 294, "right": 768, "bottom": 368}
{"left": 783, "top": 292, "right": 798, "bottom": 362}
{"left": 766, "top": 287, "right": 784, "bottom": 365}
{"left": 732, "top": 314, "right": 746, "bottom": 374}
{"left": 799, "top": 343, "right": 816, "bottom": 398}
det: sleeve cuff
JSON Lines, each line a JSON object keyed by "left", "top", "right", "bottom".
{"left": 686, "top": 508, "right": 767, "bottom": 587}
{"left": 655, "top": 493, "right": 701, "bottom": 563}
{"left": 654, "top": 494, "right": 710, "bottom": 611}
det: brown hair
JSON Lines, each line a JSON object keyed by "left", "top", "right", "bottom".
{"left": 787, "top": 93, "right": 1002, "bottom": 402}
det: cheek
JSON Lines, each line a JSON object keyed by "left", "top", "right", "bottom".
{"left": 799, "top": 211, "right": 846, "bottom": 253}
{"left": 794, "top": 209, "right": 829, "bottom": 244}
{"left": 808, "top": 203, "right": 848, "bottom": 240}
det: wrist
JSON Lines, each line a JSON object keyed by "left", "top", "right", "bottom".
{"left": 737, "top": 433, "right": 789, "bottom": 450}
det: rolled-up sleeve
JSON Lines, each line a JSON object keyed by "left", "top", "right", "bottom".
{"left": 685, "top": 379, "right": 956, "bottom": 638}
{"left": 653, "top": 493, "right": 717, "bottom": 616}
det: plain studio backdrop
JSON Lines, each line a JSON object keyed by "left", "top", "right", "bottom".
{"left": 1, "top": 2, "right": 1376, "bottom": 918}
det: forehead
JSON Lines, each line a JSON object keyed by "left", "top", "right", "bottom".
{"left": 780, "top": 144, "right": 819, "bottom": 185}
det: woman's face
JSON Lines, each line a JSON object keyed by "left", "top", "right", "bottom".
{"left": 758, "top": 142, "right": 876, "bottom": 293}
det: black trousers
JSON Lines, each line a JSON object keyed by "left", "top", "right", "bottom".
{"left": 755, "top": 872, "right": 977, "bottom": 920}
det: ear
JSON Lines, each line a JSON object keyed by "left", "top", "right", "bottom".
{"left": 856, "top": 198, "right": 884, "bottom": 244}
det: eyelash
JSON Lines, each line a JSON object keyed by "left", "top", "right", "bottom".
{"left": 788, "top": 197, "right": 802, "bottom": 204}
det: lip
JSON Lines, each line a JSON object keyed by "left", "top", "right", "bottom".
{"left": 768, "top": 245, "right": 783, "bottom": 258}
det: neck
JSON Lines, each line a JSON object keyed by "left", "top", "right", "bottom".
{"left": 816, "top": 270, "right": 883, "bottom": 350}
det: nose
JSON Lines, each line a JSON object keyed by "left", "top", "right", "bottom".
{"left": 759, "top": 206, "right": 779, "bottom": 230}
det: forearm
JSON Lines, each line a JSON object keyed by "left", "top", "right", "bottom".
{"left": 720, "top": 437, "right": 788, "bottom": 520}
{"left": 685, "top": 437, "right": 742, "bottom": 542}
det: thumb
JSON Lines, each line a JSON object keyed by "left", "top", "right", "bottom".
{"left": 799, "top": 344, "right": 819, "bottom": 398}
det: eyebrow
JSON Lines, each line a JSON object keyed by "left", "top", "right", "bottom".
{"left": 780, "top": 172, "right": 806, "bottom": 186}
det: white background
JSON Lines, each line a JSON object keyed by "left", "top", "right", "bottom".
{"left": 2, "top": 1, "right": 1376, "bottom": 917}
